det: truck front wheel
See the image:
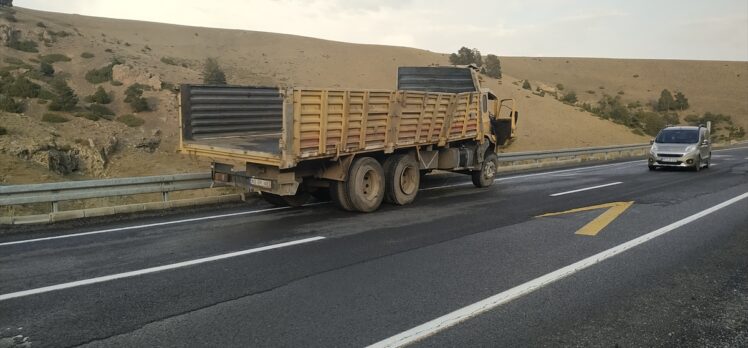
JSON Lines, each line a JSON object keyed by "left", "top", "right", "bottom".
{"left": 383, "top": 154, "right": 420, "bottom": 205}
{"left": 345, "top": 157, "right": 385, "bottom": 212}
{"left": 472, "top": 153, "right": 498, "bottom": 188}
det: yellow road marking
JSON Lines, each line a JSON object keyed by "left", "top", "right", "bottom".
{"left": 537, "top": 201, "right": 634, "bottom": 236}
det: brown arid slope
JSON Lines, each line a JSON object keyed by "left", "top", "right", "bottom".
{"left": 1, "top": 7, "right": 651, "bottom": 185}
{"left": 502, "top": 57, "right": 748, "bottom": 131}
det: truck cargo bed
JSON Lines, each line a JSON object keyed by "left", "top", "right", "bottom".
{"left": 183, "top": 133, "right": 281, "bottom": 155}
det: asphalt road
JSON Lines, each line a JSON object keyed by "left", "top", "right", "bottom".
{"left": 1, "top": 146, "right": 747, "bottom": 348}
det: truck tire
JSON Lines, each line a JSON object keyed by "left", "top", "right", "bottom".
{"left": 383, "top": 154, "right": 420, "bottom": 205}
{"left": 472, "top": 153, "right": 498, "bottom": 188}
{"left": 345, "top": 157, "right": 385, "bottom": 212}
{"left": 330, "top": 181, "right": 353, "bottom": 211}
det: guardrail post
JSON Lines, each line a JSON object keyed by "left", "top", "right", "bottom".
{"left": 52, "top": 201, "right": 59, "bottom": 213}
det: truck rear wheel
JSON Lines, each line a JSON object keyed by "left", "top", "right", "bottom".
{"left": 383, "top": 154, "right": 420, "bottom": 205}
{"left": 345, "top": 157, "right": 385, "bottom": 212}
{"left": 472, "top": 153, "right": 498, "bottom": 188}
{"left": 330, "top": 181, "right": 353, "bottom": 211}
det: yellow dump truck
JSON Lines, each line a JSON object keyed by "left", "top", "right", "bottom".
{"left": 179, "top": 66, "right": 518, "bottom": 212}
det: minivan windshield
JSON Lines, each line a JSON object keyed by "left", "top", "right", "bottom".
{"left": 655, "top": 129, "right": 699, "bottom": 144}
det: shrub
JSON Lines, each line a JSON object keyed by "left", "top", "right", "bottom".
{"left": 560, "top": 91, "right": 577, "bottom": 104}
{"left": 449, "top": 47, "right": 482, "bottom": 66}
{"left": 636, "top": 111, "right": 667, "bottom": 136}
{"left": 39, "top": 54, "right": 71, "bottom": 64}
{"left": 522, "top": 80, "right": 531, "bottom": 90}
{"left": 0, "top": 94, "right": 22, "bottom": 113}
{"left": 8, "top": 38, "right": 38, "bottom": 53}
{"left": 117, "top": 114, "right": 144, "bottom": 127}
{"left": 37, "top": 88, "right": 55, "bottom": 100}
{"left": 110, "top": 80, "right": 123, "bottom": 86}
{"left": 36, "top": 21, "right": 46, "bottom": 28}
{"left": 203, "top": 58, "right": 227, "bottom": 84}
{"left": 85, "top": 65, "right": 114, "bottom": 84}
{"left": 87, "top": 103, "right": 115, "bottom": 119}
{"left": 124, "top": 83, "right": 150, "bottom": 112}
{"left": 673, "top": 91, "right": 689, "bottom": 110}
{"left": 40, "top": 61, "right": 54, "bottom": 76}
{"left": 42, "top": 113, "right": 70, "bottom": 123}
{"left": 586, "top": 90, "right": 596, "bottom": 94}
{"left": 80, "top": 52, "right": 95, "bottom": 59}
{"left": 482, "top": 54, "right": 502, "bottom": 79}
{"left": 160, "top": 56, "right": 178, "bottom": 66}
{"left": 6, "top": 76, "right": 40, "bottom": 98}
{"left": 85, "top": 86, "right": 112, "bottom": 104}
{"left": 556, "top": 83, "right": 565, "bottom": 91}
{"left": 3, "top": 57, "right": 26, "bottom": 66}
{"left": 0, "top": 126, "right": 6, "bottom": 135}
{"left": 47, "top": 79, "right": 78, "bottom": 111}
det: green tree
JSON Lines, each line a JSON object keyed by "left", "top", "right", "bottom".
{"left": 483, "top": 54, "right": 502, "bottom": 78}
{"left": 449, "top": 47, "right": 483, "bottom": 66}
{"left": 124, "top": 83, "right": 150, "bottom": 112}
{"left": 202, "top": 58, "right": 227, "bottom": 85}
{"left": 48, "top": 79, "right": 78, "bottom": 111}
{"left": 656, "top": 89, "right": 674, "bottom": 112}
{"left": 673, "top": 91, "right": 689, "bottom": 110}
{"left": 85, "top": 86, "right": 112, "bottom": 104}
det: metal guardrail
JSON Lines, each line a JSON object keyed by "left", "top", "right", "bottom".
{"left": 498, "top": 143, "right": 649, "bottom": 162}
{"left": 0, "top": 173, "right": 212, "bottom": 212}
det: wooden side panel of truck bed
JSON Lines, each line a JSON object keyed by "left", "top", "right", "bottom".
{"left": 292, "top": 89, "right": 483, "bottom": 160}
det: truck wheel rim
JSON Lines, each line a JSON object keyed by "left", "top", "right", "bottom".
{"left": 484, "top": 161, "right": 496, "bottom": 180}
{"left": 361, "top": 169, "right": 381, "bottom": 201}
{"left": 399, "top": 166, "right": 418, "bottom": 195}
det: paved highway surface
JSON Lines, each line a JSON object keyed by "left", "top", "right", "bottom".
{"left": 1, "top": 146, "right": 747, "bottom": 347}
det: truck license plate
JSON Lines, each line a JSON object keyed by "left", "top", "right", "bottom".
{"left": 250, "top": 178, "right": 272, "bottom": 189}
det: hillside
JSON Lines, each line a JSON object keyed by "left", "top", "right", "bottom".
{"left": 0, "top": 7, "right": 680, "bottom": 184}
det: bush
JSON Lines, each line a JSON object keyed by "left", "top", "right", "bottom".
{"left": 87, "top": 103, "right": 115, "bottom": 119}
{"left": 36, "top": 21, "right": 46, "bottom": 28}
{"left": 0, "top": 94, "right": 22, "bottom": 113}
{"left": 556, "top": 83, "right": 565, "bottom": 91}
{"left": 37, "top": 88, "right": 55, "bottom": 100}
{"left": 80, "top": 52, "right": 95, "bottom": 59}
{"left": 636, "top": 111, "right": 667, "bottom": 136}
{"left": 42, "top": 113, "right": 70, "bottom": 123}
{"left": 110, "top": 80, "right": 123, "bottom": 86}
{"left": 124, "top": 83, "right": 150, "bottom": 112}
{"left": 3, "top": 57, "right": 26, "bottom": 66}
{"left": 85, "top": 86, "right": 112, "bottom": 104}
{"left": 6, "top": 76, "right": 40, "bottom": 98}
{"left": 85, "top": 64, "right": 114, "bottom": 84}
{"left": 203, "top": 58, "right": 227, "bottom": 84}
{"left": 47, "top": 79, "right": 78, "bottom": 111}
{"left": 0, "top": 126, "right": 6, "bottom": 136}
{"left": 8, "top": 38, "right": 38, "bottom": 53}
{"left": 673, "top": 91, "right": 689, "bottom": 110}
{"left": 161, "top": 56, "right": 178, "bottom": 66}
{"left": 39, "top": 54, "right": 71, "bottom": 64}
{"left": 482, "top": 54, "right": 502, "bottom": 79}
{"left": 40, "top": 61, "right": 54, "bottom": 76}
{"left": 522, "top": 80, "right": 531, "bottom": 90}
{"left": 560, "top": 91, "right": 577, "bottom": 104}
{"left": 117, "top": 114, "right": 144, "bottom": 127}
{"left": 449, "top": 47, "right": 482, "bottom": 66}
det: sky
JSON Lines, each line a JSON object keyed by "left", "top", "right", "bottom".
{"left": 16, "top": 0, "right": 748, "bottom": 61}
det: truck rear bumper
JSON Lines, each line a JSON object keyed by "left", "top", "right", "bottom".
{"left": 211, "top": 162, "right": 300, "bottom": 196}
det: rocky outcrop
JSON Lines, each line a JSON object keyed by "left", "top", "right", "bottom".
{"left": 112, "top": 64, "right": 162, "bottom": 91}
{"left": 4, "top": 136, "right": 118, "bottom": 176}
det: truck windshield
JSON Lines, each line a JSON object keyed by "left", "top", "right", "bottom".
{"left": 655, "top": 129, "right": 699, "bottom": 144}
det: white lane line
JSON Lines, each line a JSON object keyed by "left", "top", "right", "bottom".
{"left": 368, "top": 192, "right": 748, "bottom": 348}
{"left": 549, "top": 182, "right": 623, "bottom": 197}
{"left": 420, "top": 160, "right": 643, "bottom": 192}
{"left": 0, "top": 236, "right": 325, "bottom": 301}
{"left": 0, "top": 202, "right": 328, "bottom": 247}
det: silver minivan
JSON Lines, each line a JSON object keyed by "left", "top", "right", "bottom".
{"left": 648, "top": 125, "right": 711, "bottom": 171}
